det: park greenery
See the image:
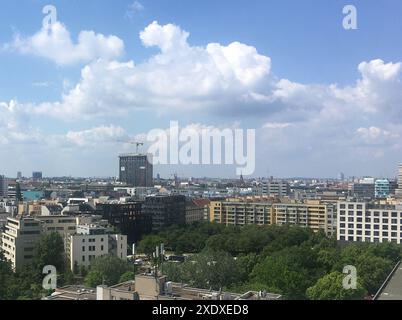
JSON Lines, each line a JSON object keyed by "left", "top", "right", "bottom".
{"left": 1, "top": 223, "right": 401, "bottom": 300}
{"left": 138, "top": 223, "right": 402, "bottom": 300}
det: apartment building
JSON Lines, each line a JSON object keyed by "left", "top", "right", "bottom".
{"left": 1, "top": 217, "right": 42, "bottom": 270}
{"left": 273, "top": 201, "right": 336, "bottom": 235}
{"left": 337, "top": 201, "right": 402, "bottom": 244}
{"left": 66, "top": 225, "right": 127, "bottom": 271}
{"left": 209, "top": 199, "right": 336, "bottom": 235}
{"left": 35, "top": 215, "right": 77, "bottom": 237}
{"left": 209, "top": 201, "right": 273, "bottom": 226}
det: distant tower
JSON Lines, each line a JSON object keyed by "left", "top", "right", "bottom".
{"left": 119, "top": 154, "right": 153, "bottom": 187}
{"left": 240, "top": 172, "right": 245, "bottom": 186}
{"left": 396, "top": 164, "right": 402, "bottom": 198}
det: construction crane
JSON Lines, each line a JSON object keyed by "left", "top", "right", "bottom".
{"left": 117, "top": 140, "right": 144, "bottom": 153}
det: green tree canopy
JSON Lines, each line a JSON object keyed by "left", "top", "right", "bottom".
{"left": 306, "top": 272, "right": 367, "bottom": 300}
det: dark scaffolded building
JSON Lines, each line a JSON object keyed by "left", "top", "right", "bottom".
{"left": 96, "top": 201, "right": 152, "bottom": 244}
{"left": 119, "top": 154, "right": 153, "bottom": 187}
{"left": 143, "top": 195, "right": 187, "bottom": 232}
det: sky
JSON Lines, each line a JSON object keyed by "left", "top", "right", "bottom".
{"left": 0, "top": 0, "right": 402, "bottom": 179}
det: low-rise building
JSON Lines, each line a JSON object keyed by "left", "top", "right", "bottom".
{"left": 66, "top": 224, "right": 127, "bottom": 271}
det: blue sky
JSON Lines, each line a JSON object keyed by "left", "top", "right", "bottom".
{"left": 0, "top": 0, "right": 402, "bottom": 178}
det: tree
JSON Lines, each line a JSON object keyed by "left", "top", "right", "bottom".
{"left": 85, "top": 271, "right": 104, "bottom": 288}
{"left": 88, "top": 255, "right": 130, "bottom": 286}
{"left": 137, "top": 235, "right": 165, "bottom": 256}
{"left": 306, "top": 272, "right": 366, "bottom": 300}
{"left": 250, "top": 246, "right": 323, "bottom": 299}
{"left": 33, "top": 233, "right": 66, "bottom": 274}
{"left": 164, "top": 250, "right": 243, "bottom": 290}
{"left": 119, "top": 271, "right": 135, "bottom": 283}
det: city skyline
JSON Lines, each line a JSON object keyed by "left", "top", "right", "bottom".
{"left": 1, "top": 1, "right": 402, "bottom": 178}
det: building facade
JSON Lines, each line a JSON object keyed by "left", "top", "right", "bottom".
{"left": 337, "top": 201, "right": 402, "bottom": 244}
{"left": 66, "top": 225, "right": 127, "bottom": 271}
{"left": 209, "top": 200, "right": 273, "bottom": 226}
{"left": 1, "top": 217, "right": 42, "bottom": 270}
{"left": 375, "top": 179, "right": 390, "bottom": 199}
{"left": 119, "top": 154, "right": 153, "bottom": 187}
{"left": 144, "top": 195, "right": 186, "bottom": 231}
{"left": 96, "top": 201, "right": 151, "bottom": 244}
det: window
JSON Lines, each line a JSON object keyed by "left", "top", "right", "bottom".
{"left": 348, "top": 204, "right": 354, "bottom": 209}
{"left": 383, "top": 232, "right": 389, "bottom": 237}
{"left": 340, "top": 204, "right": 346, "bottom": 209}
{"left": 357, "top": 218, "right": 363, "bottom": 223}
{"left": 374, "top": 225, "right": 379, "bottom": 230}
{"left": 357, "top": 224, "right": 362, "bottom": 229}
{"left": 392, "top": 219, "right": 398, "bottom": 224}
{"left": 365, "top": 231, "right": 371, "bottom": 236}
{"left": 357, "top": 205, "right": 363, "bottom": 210}
{"left": 101, "top": 245, "right": 104, "bottom": 251}
{"left": 383, "top": 225, "right": 389, "bottom": 230}
{"left": 383, "top": 219, "right": 389, "bottom": 224}
{"left": 82, "top": 246, "right": 85, "bottom": 252}
{"left": 374, "top": 231, "right": 379, "bottom": 237}
{"left": 348, "top": 224, "right": 354, "bottom": 228}
{"left": 340, "top": 217, "right": 346, "bottom": 222}
{"left": 82, "top": 256, "right": 85, "bottom": 262}
{"left": 348, "top": 217, "right": 354, "bottom": 222}
{"left": 383, "top": 212, "right": 389, "bottom": 217}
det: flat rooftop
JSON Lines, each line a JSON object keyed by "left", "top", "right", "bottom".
{"left": 377, "top": 263, "right": 402, "bottom": 300}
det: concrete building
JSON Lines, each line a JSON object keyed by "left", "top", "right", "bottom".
{"left": 209, "top": 200, "right": 273, "bottom": 226}
{"left": 45, "top": 273, "right": 282, "bottom": 301}
{"left": 396, "top": 164, "right": 402, "bottom": 198}
{"left": 66, "top": 224, "right": 127, "bottom": 271}
{"left": 337, "top": 201, "right": 402, "bottom": 244}
{"left": 185, "top": 199, "right": 210, "bottom": 225}
{"left": 209, "top": 199, "right": 336, "bottom": 235}
{"left": 119, "top": 154, "right": 153, "bottom": 187}
{"left": 0, "top": 175, "right": 8, "bottom": 198}
{"left": 144, "top": 195, "right": 186, "bottom": 231}
{"left": 375, "top": 179, "right": 390, "bottom": 199}
{"left": 1, "top": 217, "right": 42, "bottom": 270}
{"left": 349, "top": 179, "right": 375, "bottom": 199}
{"left": 254, "top": 180, "right": 290, "bottom": 197}
{"left": 35, "top": 215, "right": 77, "bottom": 237}
{"left": 273, "top": 201, "right": 336, "bottom": 236}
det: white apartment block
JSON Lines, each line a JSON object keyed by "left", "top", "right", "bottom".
{"left": 337, "top": 201, "right": 402, "bottom": 244}
{"left": 1, "top": 217, "right": 42, "bottom": 270}
{"left": 66, "top": 225, "right": 127, "bottom": 271}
